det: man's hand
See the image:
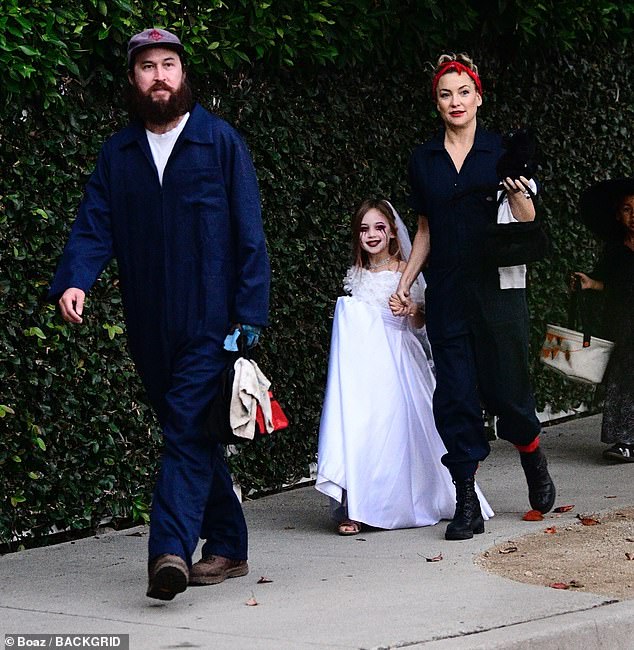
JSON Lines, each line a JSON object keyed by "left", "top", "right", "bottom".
{"left": 59, "top": 288, "right": 85, "bottom": 324}
{"left": 241, "top": 324, "right": 261, "bottom": 348}
{"left": 223, "top": 324, "right": 262, "bottom": 351}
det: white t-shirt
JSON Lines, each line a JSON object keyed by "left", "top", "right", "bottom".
{"left": 496, "top": 177, "right": 538, "bottom": 289}
{"left": 145, "top": 112, "right": 190, "bottom": 185}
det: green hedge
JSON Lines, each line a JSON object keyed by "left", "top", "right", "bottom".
{"left": 3, "top": 19, "right": 634, "bottom": 547}
{"left": 4, "top": 0, "right": 633, "bottom": 107}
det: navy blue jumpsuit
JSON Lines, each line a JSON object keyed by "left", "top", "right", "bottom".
{"left": 408, "top": 128, "right": 540, "bottom": 481}
{"left": 49, "top": 103, "right": 270, "bottom": 564}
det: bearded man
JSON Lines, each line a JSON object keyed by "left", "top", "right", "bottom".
{"left": 48, "top": 28, "right": 270, "bottom": 601}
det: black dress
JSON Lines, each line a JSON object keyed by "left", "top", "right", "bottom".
{"left": 594, "top": 243, "right": 634, "bottom": 444}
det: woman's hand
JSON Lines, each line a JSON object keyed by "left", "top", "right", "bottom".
{"left": 502, "top": 175, "right": 532, "bottom": 197}
{"left": 571, "top": 271, "right": 604, "bottom": 291}
{"left": 389, "top": 293, "right": 410, "bottom": 317}
{"left": 504, "top": 176, "right": 536, "bottom": 222}
{"left": 394, "top": 275, "right": 412, "bottom": 304}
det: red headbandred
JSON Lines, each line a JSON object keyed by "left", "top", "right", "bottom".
{"left": 432, "top": 61, "right": 483, "bottom": 98}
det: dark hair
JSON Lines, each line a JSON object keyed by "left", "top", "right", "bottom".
{"left": 351, "top": 198, "right": 402, "bottom": 268}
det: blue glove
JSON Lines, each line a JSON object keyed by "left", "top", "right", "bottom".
{"left": 241, "top": 324, "right": 261, "bottom": 348}
{"left": 223, "top": 325, "right": 262, "bottom": 351}
{"left": 223, "top": 329, "right": 241, "bottom": 351}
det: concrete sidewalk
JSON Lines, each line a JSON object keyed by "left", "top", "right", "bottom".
{"left": 1, "top": 413, "right": 634, "bottom": 650}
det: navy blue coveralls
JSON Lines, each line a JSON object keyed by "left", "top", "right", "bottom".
{"left": 49, "top": 103, "right": 270, "bottom": 565}
{"left": 408, "top": 128, "right": 540, "bottom": 481}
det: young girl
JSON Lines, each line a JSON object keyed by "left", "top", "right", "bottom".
{"left": 315, "top": 199, "right": 493, "bottom": 534}
{"left": 574, "top": 182, "right": 634, "bottom": 462}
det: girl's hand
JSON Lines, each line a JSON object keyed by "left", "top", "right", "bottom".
{"left": 390, "top": 295, "right": 423, "bottom": 324}
{"left": 571, "top": 271, "right": 604, "bottom": 291}
{"left": 389, "top": 293, "right": 410, "bottom": 316}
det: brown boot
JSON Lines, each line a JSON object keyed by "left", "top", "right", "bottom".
{"left": 189, "top": 555, "right": 249, "bottom": 586}
{"left": 146, "top": 554, "right": 189, "bottom": 601}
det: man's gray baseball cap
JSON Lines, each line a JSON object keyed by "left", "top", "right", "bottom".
{"left": 127, "top": 28, "right": 184, "bottom": 67}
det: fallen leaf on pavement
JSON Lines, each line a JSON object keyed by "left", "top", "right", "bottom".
{"left": 553, "top": 505, "right": 574, "bottom": 513}
{"left": 245, "top": 596, "right": 258, "bottom": 606}
{"left": 544, "top": 527, "right": 557, "bottom": 534}
{"left": 626, "top": 553, "right": 634, "bottom": 561}
{"left": 257, "top": 576, "right": 273, "bottom": 584}
{"left": 426, "top": 553, "right": 443, "bottom": 562}
{"left": 550, "top": 582, "right": 570, "bottom": 590}
{"left": 523, "top": 510, "right": 544, "bottom": 521}
{"left": 577, "top": 515, "right": 601, "bottom": 526}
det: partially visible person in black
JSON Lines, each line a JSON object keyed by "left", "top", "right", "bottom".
{"left": 573, "top": 180, "right": 634, "bottom": 462}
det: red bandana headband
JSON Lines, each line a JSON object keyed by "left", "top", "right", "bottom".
{"left": 432, "top": 61, "right": 483, "bottom": 98}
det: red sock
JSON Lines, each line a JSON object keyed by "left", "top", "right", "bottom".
{"left": 515, "top": 437, "right": 540, "bottom": 453}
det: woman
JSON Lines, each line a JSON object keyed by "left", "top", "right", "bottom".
{"left": 392, "top": 53, "right": 555, "bottom": 540}
{"left": 574, "top": 180, "right": 634, "bottom": 462}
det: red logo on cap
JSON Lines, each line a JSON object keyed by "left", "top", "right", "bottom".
{"left": 148, "top": 29, "right": 163, "bottom": 41}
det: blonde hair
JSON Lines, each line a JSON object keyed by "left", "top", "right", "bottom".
{"left": 435, "top": 52, "right": 478, "bottom": 76}
{"left": 431, "top": 52, "right": 482, "bottom": 98}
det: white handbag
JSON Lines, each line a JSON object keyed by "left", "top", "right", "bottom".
{"left": 540, "top": 323, "right": 614, "bottom": 385}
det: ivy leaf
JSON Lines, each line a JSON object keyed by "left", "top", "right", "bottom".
{"left": 18, "top": 45, "right": 38, "bottom": 56}
{"left": 0, "top": 405, "right": 16, "bottom": 418}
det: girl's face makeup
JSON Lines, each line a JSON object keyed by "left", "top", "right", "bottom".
{"left": 618, "top": 195, "right": 634, "bottom": 233}
{"left": 359, "top": 209, "right": 395, "bottom": 260}
{"left": 435, "top": 71, "right": 482, "bottom": 127}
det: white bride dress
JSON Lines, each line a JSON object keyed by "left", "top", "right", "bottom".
{"left": 315, "top": 267, "right": 493, "bottom": 529}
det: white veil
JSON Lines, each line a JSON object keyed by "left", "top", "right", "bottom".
{"left": 385, "top": 200, "right": 412, "bottom": 263}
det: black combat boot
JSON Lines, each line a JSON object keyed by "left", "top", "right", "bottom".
{"left": 445, "top": 477, "right": 485, "bottom": 540}
{"left": 520, "top": 446, "right": 556, "bottom": 513}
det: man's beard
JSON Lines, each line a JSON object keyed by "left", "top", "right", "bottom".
{"left": 128, "top": 79, "right": 194, "bottom": 126}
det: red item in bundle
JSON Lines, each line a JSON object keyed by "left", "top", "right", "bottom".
{"left": 256, "top": 391, "right": 289, "bottom": 434}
